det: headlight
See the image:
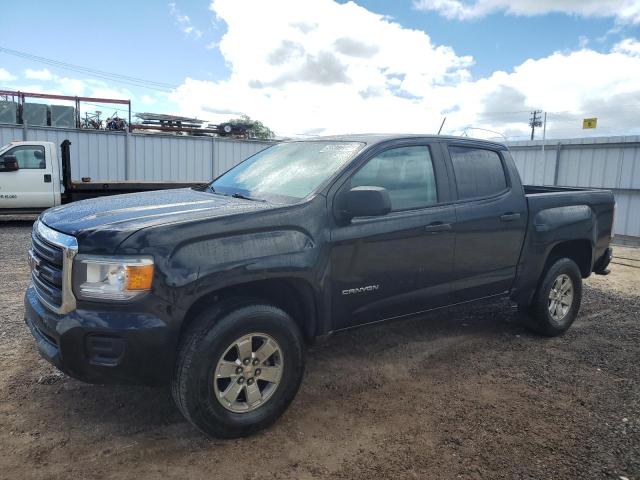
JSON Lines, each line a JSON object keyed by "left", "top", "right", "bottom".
{"left": 73, "top": 255, "right": 154, "bottom": 301}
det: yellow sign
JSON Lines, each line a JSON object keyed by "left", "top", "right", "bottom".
{"left": 583, "top": 118, "right": 597, "bottom": 129}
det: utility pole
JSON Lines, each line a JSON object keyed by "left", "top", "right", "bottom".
{"left": 529, "top": 110, "right": 542, "bottom": 141}
{"left": 541, "top": 112, "right": 547, "bottom": 155}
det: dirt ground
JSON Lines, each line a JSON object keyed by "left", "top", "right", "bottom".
{"left": 1, "top": 219, "right": 638, "bottom": 480}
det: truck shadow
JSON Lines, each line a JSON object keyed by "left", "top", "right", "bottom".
{"left": 22, "top": 298, "right": 527, "bottom": 439}
{"left": 321, "top": 296, "right": 533, "bottom": 358}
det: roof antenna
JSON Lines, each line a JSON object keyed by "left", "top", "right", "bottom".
{"left": 437, "top": 117, "right": 446, "bottom": 135}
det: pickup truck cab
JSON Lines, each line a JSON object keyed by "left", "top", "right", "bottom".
{"left": 0, "top": 140, "right": 199, "bottom": 214}
{"left": 0, "top": 141, "right": 60, "bottom": 211}
{"left": 24, "top": 134, "right": 615, "bottom": 438}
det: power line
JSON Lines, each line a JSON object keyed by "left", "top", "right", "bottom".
{"left": 468, "top": 103, "right": 640, "bottom": 120}
{"left": 0, "top": 46, "right": 177, "bottom": 92}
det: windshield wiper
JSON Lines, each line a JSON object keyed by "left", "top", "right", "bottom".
{"left": 205, "top": 185, "right": 265, "bottom": 202}
{"left": 207, "top": 185, "right": 230, "bottom": 197}
{"left": 231, "top": 192, "right": 265, "bottom": 202}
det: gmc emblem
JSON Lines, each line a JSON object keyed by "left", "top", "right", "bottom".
{"left": 27, "top": 250, "right": 41, "bottom": 276}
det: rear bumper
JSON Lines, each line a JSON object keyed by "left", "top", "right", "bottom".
{"left": 594, "top": 247, "right": 613, "bottom": 275}
{"left": 24, "top": 285, "right": 180, "bottom": 385}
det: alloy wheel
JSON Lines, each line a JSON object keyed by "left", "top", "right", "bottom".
{"left": 213, "top": 333, "right": 283, "bottom": 413}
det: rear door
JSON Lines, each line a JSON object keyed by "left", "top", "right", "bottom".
{"left": 329, "top": 141, "right": 456, "bottom": 329}
{"left": 445, "top": 143, "right": 527, "bottom": 302}
{"left": 0, "top": 144, "right": 55, "bottom": 210}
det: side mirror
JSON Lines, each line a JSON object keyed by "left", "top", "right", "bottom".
{"left": 0, "top": 155, "right": 19, "bottom": 172}
{"left": 343, "top": 186, "right": 391, "bottom": 219}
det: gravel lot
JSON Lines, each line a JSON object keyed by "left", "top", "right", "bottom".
{"left": 1, "top": 219, "right": 638, "bottom": 480}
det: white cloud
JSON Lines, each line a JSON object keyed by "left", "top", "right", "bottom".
{"left": 0, "top": 68, "right": 16, "bottom": 82}
{"left": 613, "top": 37, "right": 640, "bottom": 56}
{"left": 7, "top": 75, "right": 132, "bottom": 103}
{"left": 442, "top": 47, "right": 640, "bottom": 138}
{"left": 56, "top": 77, "right": 86, "bottom": 95}
{"left": 169, "top": 2, "right": 203, "bottom": 39}
{"left": 140, "top": 95, "right": 155, "bottom": 105}
{"left": 6, "top": 0, "right": 638, "bottom": 140}
{"left": 173, "top": 0, "right": 473, "bottom": 135}
{"left": 412, "top": 0, "right": 640, "bottom": 23}
{"left": 167, "top": 0, "right": 640, "bottom": 139}
{"left": 7, "top": 67, "right": 133, "bottom": 102}
{"left": 24, "top": 68, "right": 55, "bottom": 81}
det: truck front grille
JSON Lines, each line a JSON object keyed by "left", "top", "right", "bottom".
{"left": 29, "top": 220, "right": 78, "bottom": 314}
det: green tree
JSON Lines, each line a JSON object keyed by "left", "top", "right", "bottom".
{"left": 226, "top": 115, "right": 275, "bottom": 139}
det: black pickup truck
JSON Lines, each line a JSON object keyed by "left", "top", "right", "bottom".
{"left": 24, "top": 134, "right": 615, "bottom": 438}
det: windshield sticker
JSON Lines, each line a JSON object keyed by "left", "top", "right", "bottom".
{"left": 319, "top": 143, "right": 361, "bottom": 160}
{"left": 319, "top": 143, "right": 360, "bottom": 153}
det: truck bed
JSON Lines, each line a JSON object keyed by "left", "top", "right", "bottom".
{"left": 524, "top": 185, "right": 598, "bottom": 195}
{"left": 509, "top": 184, "right": 615, "bottom": 305}
{"left": 66, "top": 181, "right": 204, "bottom": 201}
{"left": 69, "top": 180, "right": 203, "bottom": 191}
{"left": 523, "top": 184, "right": 614, "bottom": 251}
{"left": 60, "top": 140, "right": 204, "bottom": 201}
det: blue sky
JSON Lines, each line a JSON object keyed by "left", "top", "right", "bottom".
{"left": 1, "top": 1, "right": 226, "bottom": 88}
{"left": 349, "top": 1, "right": 624, "bottom": 77}
{"left": 1, "top": 0, "right": 639, "bottom": 138}
{"left": 1, "top": 1, "right": 630, "bottom": 84}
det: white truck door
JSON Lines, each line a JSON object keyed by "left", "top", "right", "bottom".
{"left": 0, "top": 143, "right": 55, "bottom": 210}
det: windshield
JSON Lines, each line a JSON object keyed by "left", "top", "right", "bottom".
{"left": 0, "top": 143, "right": 12, "bottom": 156}
{"left": 211, "top": 141, "right": 364, "bottom": 202}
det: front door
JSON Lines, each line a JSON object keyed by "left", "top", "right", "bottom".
{"left": 0, "top": 144, "right": 54, "bottom": 210}
{"left": 330, "top": 143, "right": 456, "bottom": 329}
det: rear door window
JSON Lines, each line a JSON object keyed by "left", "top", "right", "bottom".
{"left": 449, "top": 146, "right": 507, "bottom": 200}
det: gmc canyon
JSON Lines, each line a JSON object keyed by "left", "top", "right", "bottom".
{"left": 24, "top": 135, "right": 615, "bottom": 438}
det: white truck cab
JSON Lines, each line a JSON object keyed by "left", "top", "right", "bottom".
{"left": 0, "top": 139, "right": 201, "bottom": 215}
{"left": 0, "top": 141, "right": 62, "bottom": 213}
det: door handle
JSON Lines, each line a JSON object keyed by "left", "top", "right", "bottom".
{"left": 424, "top": 222, "right": 452, "bottom": 233}
{"left": 44, "top": 174, "right": 51, "bottom": 183}
{"left": 500, "top": 213, "right": 521, "bottom": 222}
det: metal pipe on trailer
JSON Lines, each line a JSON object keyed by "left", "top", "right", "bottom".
{"left": 0, "top": 89, "right": 131, "bottom": 130}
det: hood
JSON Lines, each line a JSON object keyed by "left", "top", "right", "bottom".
{"left": 41, "top": 188, "right": 276, "bottom": 250}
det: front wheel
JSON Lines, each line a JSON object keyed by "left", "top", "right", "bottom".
{"left": 519, "top": 258, "right": 583, "bottom": 336}
{"left": 172, "top": 300, "right": 305, "bottom": 438}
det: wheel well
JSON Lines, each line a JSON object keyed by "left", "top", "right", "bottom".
{"left": 180, "top": 278, "right": 318, "bottom": 343}
{"left": 547, "top": 239, "right": 592, "bottom": 277}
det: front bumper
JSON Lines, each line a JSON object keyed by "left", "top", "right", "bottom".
{"left": 24, "top": 285, "right": 180, "bottom": 385}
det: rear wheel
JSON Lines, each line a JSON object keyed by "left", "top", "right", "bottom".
{"left": 519, "top": 258, "right": 582, "bottom": 336}
{"left": 172, "top": 299, "right": 305, "bottom": 438}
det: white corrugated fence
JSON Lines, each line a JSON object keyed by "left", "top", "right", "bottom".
{"left": 0, "top": 124, "right": 273, "bottom": 183}
{"left": 507, "top": 136, "right": 640, "bottom": 239}
{"left": 1, "top": 124, "right": 638, "bottom": 238}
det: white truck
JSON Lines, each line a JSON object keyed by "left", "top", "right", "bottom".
{"left": 0, "top": 140, "right": 200, "bottom": 214}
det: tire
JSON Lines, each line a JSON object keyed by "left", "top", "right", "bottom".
{"left": 172, "top": 298, "right": 305, "bottom": 438}
{"left": 519, "top": 257, "right": 582, "bottom": 336}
